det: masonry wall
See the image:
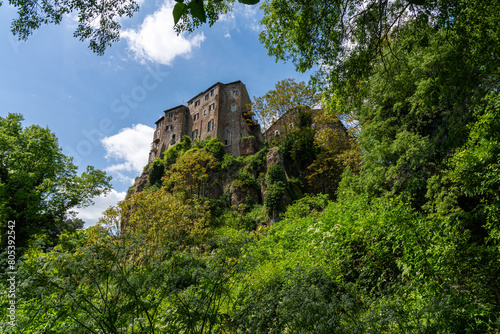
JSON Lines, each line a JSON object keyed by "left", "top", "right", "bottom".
{"left": 217, "top": 82, "right": 243, "bottom": 156}
{"left": 187, "top": 84, "right": 220, "bottom": 142}
{"left": 164, "top": 105, "right": 190, "bottom": 150}
{"left": 149, "top": 105, "right": 189, "bottom": 163}
{"left": 265, "top": 111, "right": 296, "bottom": 141}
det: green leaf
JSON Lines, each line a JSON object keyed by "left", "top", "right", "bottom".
{"left": 173, "top": 2, "right": 189, "bottom": 25}
{"left": 238, "top": 0, "right": 260, "bottom": 4}
{"left": 188, "top": 0, "right": 206, "bottom": 23}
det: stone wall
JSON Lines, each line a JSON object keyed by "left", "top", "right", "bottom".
{"left": 187, "top": 84, "right": 220, "bottom": 142}
{"left": 265, "top": 107, "right": 347, "bottom": 142}
{"left": 149, "top": 105, "right": 189, "bottom": 163}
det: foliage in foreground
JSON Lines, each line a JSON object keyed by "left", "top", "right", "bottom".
{"left": 3, "top": 187, "right": 499, "bottom": 332}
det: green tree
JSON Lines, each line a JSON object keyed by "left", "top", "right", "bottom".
{"left": 345, "top": 18, "right": 497, "bottom": 207}
{"left": 103, "top": 188, "right": 209, "bottom": 247}
{"left": 4, "top": 0, "right": 139, "bottom": 54}
{"left": 163, "top": 148, "right": 217, "bottom": 198}
{"left": 148, "top": 158, "right": 165, "bottom": 188}
{"left": 204, "top": 138, "right": 225, "bottom": 162}
{"left": 2, "top": 0, "right": 253, "bottom": 54}
{"left": 0, "top": 113, "right": 111, "bottom": 251}
{"left": 250, "top": 78, "right": 320, "bottom": 133}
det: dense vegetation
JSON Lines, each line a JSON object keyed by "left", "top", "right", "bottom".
{"left": 0, "top": 114, "right": 111, "bottom": 251}
{"left": 2, "top": 94, "right": 499, "bottom": 331}
{"left": 2, "top": 0, "right": 500, "bottom": 332}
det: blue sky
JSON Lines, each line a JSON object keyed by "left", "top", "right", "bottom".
{"left": 0, "top": 1, "right": 312, "bottom": 226}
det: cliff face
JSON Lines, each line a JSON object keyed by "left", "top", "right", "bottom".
{"left": 127, "top": 146, "right": 289, "bottom": 209}
{"left": 127, "top": 103, "right": 350, "bottom": 224}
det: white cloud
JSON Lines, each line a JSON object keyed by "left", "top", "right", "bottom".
{"left": 224, "top": 32, "right": 231, "bottom": 38}
{"left": 241, "top": 4, "right": 259, "bottom": 18}
{"left": 79, "top": 123, "right": 153, "bottom": 228}
{"left": 77, "top": 190, "right": 127, "bottom": 228}
{"left": 249, "top": 23, "right": 262, "bottom": 33}
{"left": 219, "top": 11, "right": 236, "bottom": 24}
{"left": 101, "top": 123, "right": 154, "bottom": 175}
{"left": 217, "top": 2, "right": 261, "bottom": 33}
{"left": 122, "top": 1, "right": 206, "bottom": 65}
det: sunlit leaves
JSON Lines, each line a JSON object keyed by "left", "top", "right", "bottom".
{"left": 101, "top": 189, "right": 209, "bottom": 247}
{"left": 0, "top": 113, "right": 111, "bottom": 250}
{"left": 164, "top": 148, "right": 218, "bottom": 198}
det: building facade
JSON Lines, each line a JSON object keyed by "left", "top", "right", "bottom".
{"left": 265, "top": 107, "right": 347, "bottom": 141}
{"left": 149, "top": 81, "right": 262, "bottom": 163}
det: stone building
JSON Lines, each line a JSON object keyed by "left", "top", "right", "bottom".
{"left": 149, "top": 81, "right": 263, "bottom": 162}
{"left": 265, "top": 107, "right": 347, "bottom": 141}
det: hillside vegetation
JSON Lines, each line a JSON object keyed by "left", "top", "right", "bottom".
{"left": 2, "top": 92, "right": 500, "bottom": 332}
{"left": 2, "top": 0, "right": 500, "bottom": 330}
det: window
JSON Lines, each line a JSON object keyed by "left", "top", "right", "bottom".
{"left": 193, "top": 113, "right": 199, "bottom": 121}
{"left": 275, "top": 130, "right": 280, "bottom": 136}
{"left": 232, "top": 90, "right": 239, "bottom": 96}
{"left": 209, "top": 103, "right": 215, "bottom": 111}
{"left": 210, "top": 89, "right": 214, "bottom": 96}
{"left": 171, "top": 134, "right": 176, "bottom": 142}
{"left": 203, "top": 110, "right": 207, "bottom": 116}
{"left": 195, "top": 100, "right": 200, "bottom": 107}
{"left": 205, "top": 93, "right": 209, "bottom": 100}
{"left": 157, "top": 130, "right": 160, "bottom": 138}
{"left": 232, "top": 105, "right": 236, "bottom": 111}
{"left": 289, "top": 122, "right": 294, "bottom": 129}
{"left": 166, "top": 124, "right": 173, "bottom": 131}
{"left": 192, "top": 129, "right": 199, "bottom": 139}
{"left": 168, "top": 112, "right": 173, "bottom": 119}
{"left": 207, "top": 119, "right": 215, "bottom": 132}
{"left": 224, "top": 130, "right": 232, "bottom": 146}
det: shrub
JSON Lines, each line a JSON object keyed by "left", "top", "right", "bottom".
{"left": 244, "top": 147, "right": 268, "bottom": 171}
{"left": 267, "top": 164, "right": 287, "bottom": 185}
{"left": 221, "top": 153, "right": 238, "bottom": 173}
{"left": 163, "top": 136, "right": 192, "bottom": 169}
{"left": 204, "top": 138, "right": 225, "bottom": 161}
{"left": 264, "top": 181, "right": 286, "bottom": 217}
{"left": 279, "top": 128, "right": 317, "bottom": 171}
{"left": 148, "top": 158, "right": 165, "bottom": 188}
{"left": 283, "top": 193, "right": 330, "bottom": 219}
{"left": 232, "top": 169, "right": 259, "bottom": 190}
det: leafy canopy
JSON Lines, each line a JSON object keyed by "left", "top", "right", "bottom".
{"left": 0, "top": 113, "right": 112, "bottom": 249}
{"left": 5, "top": 0, "right": 139, "bottom": 55}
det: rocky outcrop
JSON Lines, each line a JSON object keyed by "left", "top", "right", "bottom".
{"left": 266, "top": 147, "right": 283, "bottom": 169}
{"left": 126, "top": 169, "right": 149, "bottom": 200}
{"left": 231, "top": 184, "right": 261, "bottom": 206}
{"left": 239, "top": 136, "right": 260, "bottom": 157}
